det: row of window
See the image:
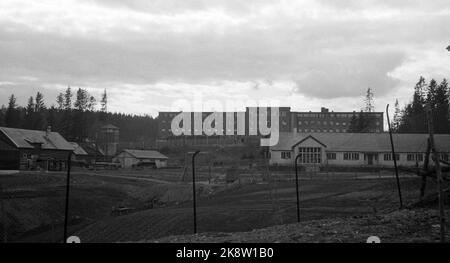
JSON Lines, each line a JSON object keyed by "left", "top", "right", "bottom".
{"left": 280, "top": 152, "right": 449, "bottom": 162}
{"left": 298, "top": 129, "right": 347, "bottom": 133}
{"left": 297, "top": 113, "right": 383, "bottom": 118}
{"left": 299, "top": 121, "right": 347, "bottom": 126}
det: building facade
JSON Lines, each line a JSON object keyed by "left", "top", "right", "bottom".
{"left": 270, "top": 132, "right": 450, "bottom": 168}
{"left": 157, "top": 107, "right": 384, "bottom": 146}
{"left": 113, "top": 149, "right": 168, "bottom": 168}
{"left": 0, "top": 126, "right": 74, "bottom": 171}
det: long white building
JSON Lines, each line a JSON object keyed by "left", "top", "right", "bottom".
{"left": 270, "top": 133, "right": 450, "bottom": 167}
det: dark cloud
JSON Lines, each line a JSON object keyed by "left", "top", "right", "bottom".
{"left": 0, "top": 0, "right": 449, "bottom": 110}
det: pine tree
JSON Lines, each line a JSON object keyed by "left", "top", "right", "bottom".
{"left": 25, "top": 96, "right": 35, "bottom": 129}
{"left": 433, "top": 79, "right": 450, "bottom": 133}
{"left": 64, "top": 86, "right": 73, "bottom": 110}
{"left": 35, "top": 92, "right": 46, "bottom": 112}
{"left": 101, "top": 89, "right": 107, "bottom": 112}
{"left": 364, "top": 87, "right": 375, "bottom": 112}
{"left": 56, "top": 92, "right": 64, "bottom": 110}
{"left": 74, "top": 88, "right": 89, "bottom": 111}
{"left": 393, "top": 99, "right": 402, "bottom": 132}
{"left": 398, "top": 76, "right": 428, "bottom": 133}
{"left": 5, "top": 94, "right": 20, "bottom": 128}
{"left": 0, "top": 105, "right": 5, "bottom": 126}
{"left": 62, "top": 86, "right": 73, "bottom": 139}
{"left": 32, "top": 92, "right": 46, "bottom": 130}
{"left": 87, "top": 96, "right": 96, "bottom": 111}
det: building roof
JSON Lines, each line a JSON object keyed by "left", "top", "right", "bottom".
{"left": 70, "top": 142, "right": 89, "bottom": 155}
{"left": 0, "top": 127, "right": 74, "bottom": 151}
{"left": 272, "top": 132, "right": 450, "bottom": 153}
{"left": 121, "top": 149, "right": 168, "bottom": 160}
{"left": 78, "top": 142, "right": 105, "bottom": 156}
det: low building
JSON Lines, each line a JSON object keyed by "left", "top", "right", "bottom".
{"left": 270, "top": 132, "right": 450, "bottom": 168}
{"left": 113, "top": 149, "right": 168, "bottom": 169}
{"left": 0, "top": 126, "right": 74, "bottom": 171}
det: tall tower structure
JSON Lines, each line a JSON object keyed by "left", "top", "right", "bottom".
{"left": 98, "top": 124, "right": 119, "bottom": 159}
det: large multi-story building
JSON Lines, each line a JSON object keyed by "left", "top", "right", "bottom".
{"left": 157, "top": 107, "right": 384, "bottom": 146}
{"left": 293, "top": 107, "right": 383, "bottom": 133}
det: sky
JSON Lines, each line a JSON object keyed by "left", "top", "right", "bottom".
{"left": 0, "top": 0, "right": 450, "bottom": 118}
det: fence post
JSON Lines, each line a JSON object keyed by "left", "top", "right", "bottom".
{"left": 426, "top": 104, "right": 446, "bottom": 243}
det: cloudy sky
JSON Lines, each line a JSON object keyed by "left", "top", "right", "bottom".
{"left": 0, "top": 0, "right": 449, "bottom": 117}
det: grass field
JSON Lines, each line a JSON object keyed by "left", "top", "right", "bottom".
{"left": 1, "top": 168, "right": 448, "bottom": 243}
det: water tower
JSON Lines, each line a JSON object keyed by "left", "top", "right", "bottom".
{"left": 98, "top": 124, "right": 119, "bottom": 159}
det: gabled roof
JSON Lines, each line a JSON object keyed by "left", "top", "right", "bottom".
{"left": 0, "top": 127, "right": 74, "bottom": 151}
{"left": 121, "top": 149, "right": 168, "bottom": 160}
{"left": 272, "top": 132, "right": 450, "bottom": 152}
{"left": 70, "top": 142, "right": 88, "bottom": 155}
{"left": 78, "top": 142, "right": 105, "bottom": 156}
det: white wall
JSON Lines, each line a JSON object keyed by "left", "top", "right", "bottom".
{"left": 269, "top": 150, "right": 293, "bottom": 166}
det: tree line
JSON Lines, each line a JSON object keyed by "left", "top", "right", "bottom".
{"left": 0, "top": 87, "right": 159, "bottom": 144}
{"left": 393, "top": 77, "right": 450, "bottom": 133}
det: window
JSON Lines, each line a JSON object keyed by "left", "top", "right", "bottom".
{"left": 281, "top": 151, "right": 291, "bottom": 159}
{"left": 416, "top": 154, "right": 423, "bottom": 162}
{"left": 327, "top": 153, "right": 336, "bottom": 160}
{"left": 441, "top": 153, "right": 449, "bottom": 162}
{"left": 407, "top": 153, "right": 424, "bottom": 162}
{"left": 384, "top": 153, "right": 400, "bottom": 161}
{"left": 343, "top": 122, "right": 346, "bottom": 126}
{"left": 344, "top": 153, "right": 359, "bottom": 160}
{"left": 297, "top": 147, "right": 322, "bottom": 164}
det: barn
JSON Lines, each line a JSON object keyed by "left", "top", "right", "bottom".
{"left": 113, "top": 149, "right": 168, "bottom": 169}
{"left": 270, "top": 132, "right": 450, "bottom": 168}
{"left": 0, "top": 126, "right": 74, "bottom": 171}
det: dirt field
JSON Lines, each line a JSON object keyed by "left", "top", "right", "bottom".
{"left": 74, "top": 175, "right": 449, "bottom": 243}
{"left": 1, "top": 169, "right": 448, "bottom": 243}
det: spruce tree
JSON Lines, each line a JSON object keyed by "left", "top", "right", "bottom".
{"left": 5, "top": 94, "right": 20, "bottom": 128}
{"left": 25, "top": 96, "right": 35, "bottom": 129}
{"left": 364, "top": 87, "right": 375, "bottom": 112}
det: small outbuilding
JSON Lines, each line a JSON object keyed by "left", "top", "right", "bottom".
{"left": 113, "top": 149, "right": 168, "bottom": 169}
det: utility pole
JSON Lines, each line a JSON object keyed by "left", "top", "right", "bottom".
{"left": 426, "top": 104, "right": 446, "bottom": 243}
{"left": 63, "top": 152, "right": 72, "bottom": 243}
{"left": 386, "top": 104, "right": 403, "bottom": 208}
{"left": 191, "top": 151, "right": 201, "bottom": 234}
{"left": 294, "top": 154, "right": 301, "bottom": 223}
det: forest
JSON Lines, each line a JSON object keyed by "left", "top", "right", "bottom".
{"left": 0, "top": 87, "right": 159, "bottom": 146}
